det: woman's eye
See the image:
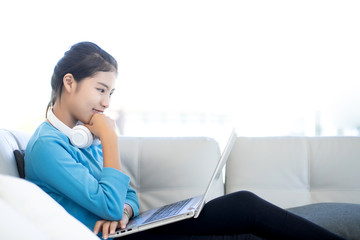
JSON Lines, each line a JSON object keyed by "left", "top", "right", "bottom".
{"left": 97, "top": 88, "right": 105, "bottom": 93}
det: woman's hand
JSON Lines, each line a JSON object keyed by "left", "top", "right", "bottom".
{"left": 85, "top": 113, "right": 116, "bottom": 140}
{"left": 93, "top": 215, "right": 129, "bottom": 239}
{"left": 86, "top": 113, "right": 121, "bottom": 170}
{"left": 93, "top": 205, "right": 133, "bottom": 239}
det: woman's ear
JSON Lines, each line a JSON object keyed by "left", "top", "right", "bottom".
{"left": 63, "top": 73, "right": 76, "bottom": 93}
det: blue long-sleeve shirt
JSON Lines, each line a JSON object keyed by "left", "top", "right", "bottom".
{"left": 25, "top": 122, "right": 139, "bottom": 232}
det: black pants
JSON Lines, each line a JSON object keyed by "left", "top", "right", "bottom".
{"left": 119, "top": 191, "right": 345, "bottom": 240}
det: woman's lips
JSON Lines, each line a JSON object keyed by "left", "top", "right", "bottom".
{"left": 92, "top": 109, "right": 104, "bottom": 114}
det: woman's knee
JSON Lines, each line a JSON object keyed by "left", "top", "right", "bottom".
{"left": 227, "top": 190, "right": 259, "bottom": 202}
{"left": 207, "top": 191, "right": 261, "bottom": 209}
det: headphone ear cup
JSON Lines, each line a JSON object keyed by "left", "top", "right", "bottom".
{"left": 71, "top": 125, "right": 94, "bottom": 148}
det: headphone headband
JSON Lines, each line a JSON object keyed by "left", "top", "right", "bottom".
{"left": 47, "top": 109, "right": 94, "bottom": 148}
{"left": 47, "top": 109, "right": 73, "bottom": 137}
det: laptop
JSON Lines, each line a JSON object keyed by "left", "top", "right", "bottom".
{"left": 109, "top": 129, "right": 238, "bottom": 238}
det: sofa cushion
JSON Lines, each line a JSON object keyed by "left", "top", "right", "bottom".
{"left": 226, "top": 137, "right": 309, "bottom": 209}
{"left": 308, "top": 137, "right": 360, "bottom": 203}
{"left": 13, "top": 149, "right": 25, "bottom": 178}
{"left": 226, "top": 136, "right": 360, "bottom": 209}
{"left": 287, "top": 202, "right": 360, "bottom": 240}
{"left": 0, "top": 174, "right": 99, "bottom": 240}
{"left": 118, "top": 136, "right": 224, "bottom": 212}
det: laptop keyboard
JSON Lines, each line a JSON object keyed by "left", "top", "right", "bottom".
{"left": 143, "top": 198, "right": 192, "bottom": 224}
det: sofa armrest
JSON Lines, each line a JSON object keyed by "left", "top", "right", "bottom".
{"left": 0, "top": 174, "right": 100, "bottom": 240}
{"left": 0, "top": 129, "right": 31, "bottom": 177}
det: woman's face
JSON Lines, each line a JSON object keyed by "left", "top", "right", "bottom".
{"left": 68, "top": 71, "right": 117, "bottom": 124}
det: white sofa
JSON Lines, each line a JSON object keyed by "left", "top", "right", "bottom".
{"left": 1, "top": 129, "right": 360, "bottom": 239}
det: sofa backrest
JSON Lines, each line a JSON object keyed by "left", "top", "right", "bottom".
{"left": 118, "top": 136, "right": 224, "bottom": 212}
{"left": 0, "top": 129, "right": 224, "bottom": 212}
{"left": 4, "top": 128, "right": 360, "bottom": 211}
{"left": 0, "top": 129, "right": 31, "bottom": 177}
{"left": 225, "top": 136, "right": 360, "bottom": 209}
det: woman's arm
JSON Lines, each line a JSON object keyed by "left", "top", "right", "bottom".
{"left": 28, "top": 137, "right": 129, "bottom": 220}
{"left": 86, "top": 113, "right": 140, "bottom": 217}
{"left": 86, "top": 113, "right": 121, "bottom": 170}
{"left": 100, "top": 130, "right": 121, "bottom": 170}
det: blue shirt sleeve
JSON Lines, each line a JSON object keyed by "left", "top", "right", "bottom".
{"left": 125, "top": 188, "right": 140, "bottom": 217}
{"left": 28, "top": 135, "right": 138, "bottom": 220}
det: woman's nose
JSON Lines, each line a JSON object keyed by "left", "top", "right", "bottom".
{"left": 101, "top": 95, "right": 110, "bottom": 108}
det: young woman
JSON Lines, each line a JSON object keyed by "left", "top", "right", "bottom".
{"left": 25, "top": 42, "right": 345, "bottom": 240}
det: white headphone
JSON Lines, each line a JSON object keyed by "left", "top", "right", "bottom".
{"left": 47, "top": 109, "right": 100, "bottom": 148}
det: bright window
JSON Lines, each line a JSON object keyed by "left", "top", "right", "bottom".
{"left": 1, "top": 0, "right": 360, "bottom": 142}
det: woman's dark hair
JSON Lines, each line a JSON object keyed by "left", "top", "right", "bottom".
{"left": 46, "top": 42, "right": 118, "bottom": 116}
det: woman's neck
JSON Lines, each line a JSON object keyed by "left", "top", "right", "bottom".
{"left": 52, "top": 103, "right": 77, "bottom": 128}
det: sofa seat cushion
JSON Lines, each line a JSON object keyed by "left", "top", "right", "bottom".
{"left": 287, "top": 202, "right": 360, "bottom": 240}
